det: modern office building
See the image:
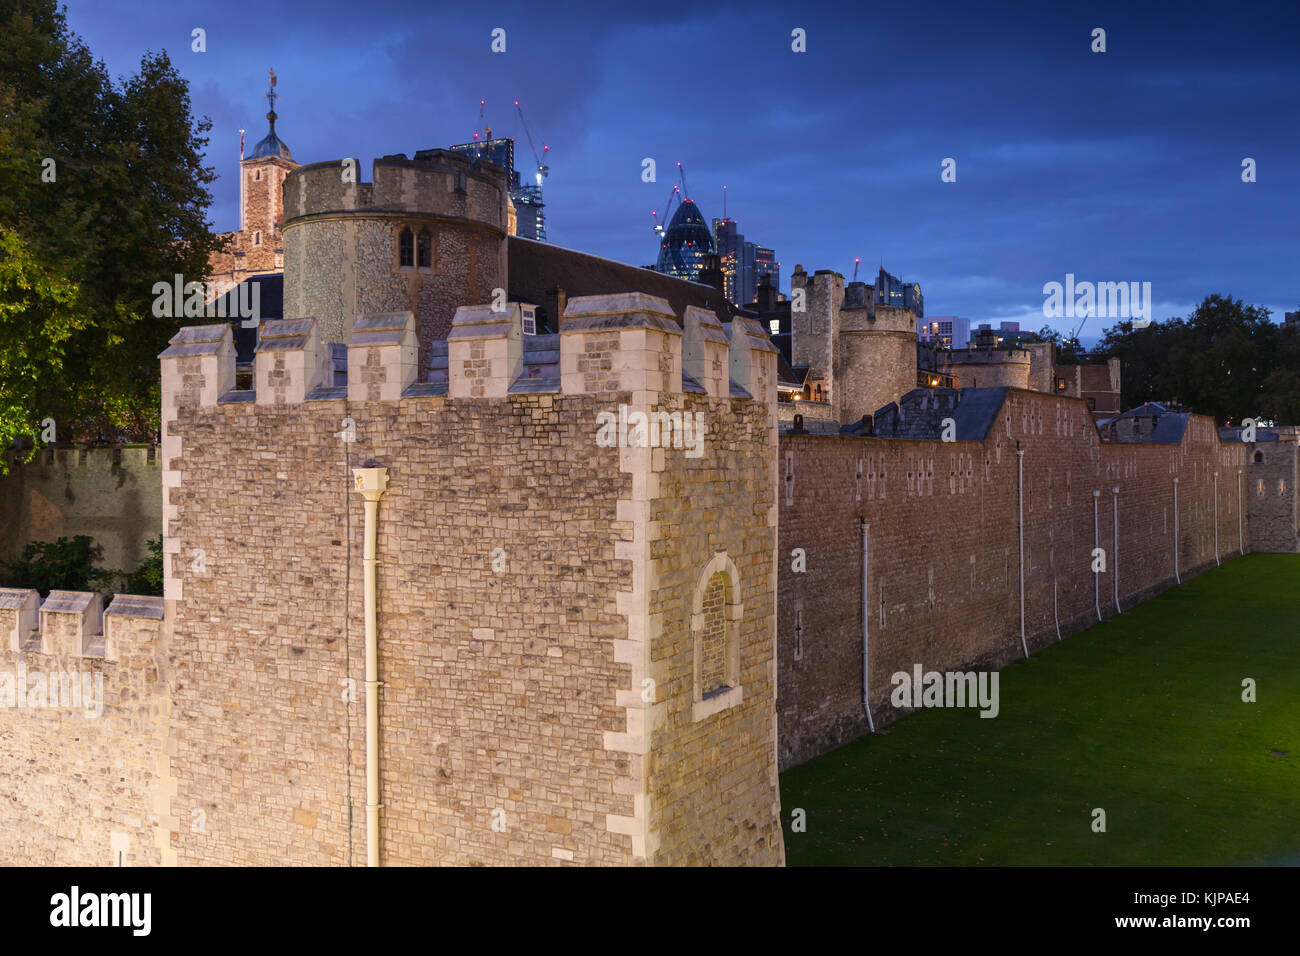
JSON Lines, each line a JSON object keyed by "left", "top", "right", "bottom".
{"left": 713, "top": 218, "right": 779, "bottom": 307}
{"left": 873, "top": 267, "right": 923, "bottom": 319}
{"left": 654, "top": 199, "right": 716, "bottom": 281}
{"left": 920, "top": 315, "right": 970, "bottom": 348}
{"left": 448, "top": 136, "right": 546, "bottom": 241}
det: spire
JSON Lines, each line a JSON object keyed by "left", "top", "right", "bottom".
{"left": 265, "top": 69, "right": 278, "bottom": 134}
{"left": 247, "top": 69, "right": 292, "bottom": 161}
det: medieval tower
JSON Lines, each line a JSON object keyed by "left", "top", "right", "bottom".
{"left": 207, "top": 71, "right": 300, "bottom": 295}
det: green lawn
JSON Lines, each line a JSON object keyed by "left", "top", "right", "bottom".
{"left": 781, "top": 553, "right": 1300, "bottom": 866}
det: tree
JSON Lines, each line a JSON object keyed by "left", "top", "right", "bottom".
{"left": 0, "top": 0, "right": 223, "bottom": 454}
{"left": 1098, "top": 295, "right": 1287, "bottom": 423}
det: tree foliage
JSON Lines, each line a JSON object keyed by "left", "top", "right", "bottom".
{"left": 1098, "top": 295, "right": 1300, "bottom": 424}
{"left": 0, "top": 0, "right": 222, "bottom": 452}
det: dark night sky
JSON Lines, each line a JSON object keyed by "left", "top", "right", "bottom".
{"left": 61, "top": 0, "right": 1299, "bottom": 340}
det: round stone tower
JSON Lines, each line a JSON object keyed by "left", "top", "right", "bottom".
{"left": 836, "top": 281, "right": 918, "bottom": 423}
{"left": 281, "top": 149, "right": 511, "bottom": 366}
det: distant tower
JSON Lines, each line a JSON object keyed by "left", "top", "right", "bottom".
{"left": 206, "top": 71, "right": 300, "bottom": 295}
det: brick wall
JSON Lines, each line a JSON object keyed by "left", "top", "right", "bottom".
{"left": 777, "top": 389, "right": 1248, "bottom": 770}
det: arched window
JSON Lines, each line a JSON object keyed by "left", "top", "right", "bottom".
{"left": 417, "top": 229, "right": 431, "bottom": 268}
{"left": 691, "top": 550, "right": 743, "bottom": 721}
{"left": 398, "top": 228, "right": 414, "bottom": 268}
{"left": 1253, "top": 450, "right": 1264, "bottom": 463}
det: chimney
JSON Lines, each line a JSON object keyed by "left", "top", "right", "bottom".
{"left": 545, "top": 286, "right": 567, "bottom": 332}
{"left": 756, "top": 273, "right": 777, "bottom": 312}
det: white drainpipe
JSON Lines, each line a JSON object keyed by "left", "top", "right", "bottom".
{"left": 1213, "top": 472, "right": 1220, "bottom": 565}
{"left": 1172, "top": 477, "right": 1181, "bottom": 584}
{"left": 1237, "top": 469, "right": 1243, "bottom": 555}
{"left": 1112, "top": 487, "right": 1121, "bottom": 613}
{"left": 1092, "top": 490, "right": 1101, "bottom": 621}
{"left": 353, "top": 466, "right": 389, "bottom": 867}
{"left": 1017, "top": 449, "right": 1027, "bottom": 657}
{"left": 861, "top": 519, "right": 875, "bottom": 733}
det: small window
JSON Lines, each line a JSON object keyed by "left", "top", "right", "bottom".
{"left": 1253, "top": 450, "right": 1264, "bottom": 463}
{"left": 1280, "top": 479, "right": 1287, "bottom": 495}
{"left": 793, "top": 609, "right": 803, "bottom": 661}
{"left": 1257, "top": 479, "right": 1265, "bottom": 496}
{"left": 254, "top": 169, "right": 261, "bottom": 181}
{"left": 416, "top": 230, "right": 431, "bottom": 268}
{"left": 1055, "top": 378, "right": 1066, "bottom": 391}
{"left": 398, "top": 228, "right": 414, "bottom": 268}
{"left": 1086, "top": 397, "right": 1096, "bottom": 411}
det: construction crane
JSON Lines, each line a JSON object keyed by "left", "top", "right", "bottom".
{"left": 475, "top": 98, "right": 485, "bottom": 141}
{"left": 652, "top": 185, "right": 681, "bottom": 236}
{"left": 513, "top": 100, "right": 549, "bottom": 189}
{"left": 676, "top": 162, "right": 689, "bottom": 199}
{"left": 852, "top": 257, "right": 861, "bottom": 282}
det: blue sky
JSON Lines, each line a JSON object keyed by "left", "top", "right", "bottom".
{"left": 62, "top": 0, "right": 1300, "bottom": 341}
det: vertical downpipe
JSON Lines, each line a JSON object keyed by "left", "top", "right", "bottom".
{"left": 353, "top": 466, "right": 389, "bottom": 867}
{"left": 1237, "top": 469, "right": 1243, "bottom": 555}
{"left": 1213, "top": 472, "right": 1220, "bottom": 565}
{"left": 1112, "top": 487, "right": 1121, "bottom": 613}
{"left": 1173, "top": 477, "right": 1181, "bottom": 584}
{"left": 1017, "top": 448, "right": 1027, "bottom": 657}
{"left": 861, "top": 519, "right": 875, "bottom": 733}
{"left": 1093, "top": 490, "right": 1101, "bottom": 621}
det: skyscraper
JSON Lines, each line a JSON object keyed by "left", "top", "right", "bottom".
{"left": 448, "top": 136, "right": 546, "bottom": 241}
{"left": 654, "top": 200, "right": 715, "bottom": 281}
{"left": 712, "top": 218, "right": 779, "bottom": 306}
{"left": 874, "top": 267, "right": 923, "bottom": 319}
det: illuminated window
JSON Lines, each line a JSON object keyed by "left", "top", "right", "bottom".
{"left": 1257, "top": 479, "right": 1265, "bottom": 496}
{"left": 1280, "top": 479, "right": 1287, "bottom": 495}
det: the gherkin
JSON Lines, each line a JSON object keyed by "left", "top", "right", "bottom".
{"left": 655, "top": 199, "right": 715, "bottom": 281}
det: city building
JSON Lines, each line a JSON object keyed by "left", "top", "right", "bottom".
{"left": 712, "top": 217, "right": 779, "bottom": 308}
{"left": 872, "top": 267, "right": 923, "bottom": 319}
{"left": 920, "top": 315, "right": 970, "bottom": 348}
{"left": 653, "top": 199, "right": 716, "bottom": 281}
{"left": 448, "top": 135, "right": 546, "bottom": 241}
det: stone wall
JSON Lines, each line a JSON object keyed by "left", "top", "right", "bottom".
{"left": 776, "top": 390, "right": 1248, "bottom": 770}
{"left": 0, "top": 590, "right": 173, "bottom": 865}
{"left": 1245, "top": 435, "right": 1299, "bottom": 553}
{"left": 0, "top": 446, "right": 161, "bottom": 574}
{"left": 155, "top": 296, "right": 783, "bottom": 865}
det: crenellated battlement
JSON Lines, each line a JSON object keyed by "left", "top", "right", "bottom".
{"left": 0, "top": 588, "right": 163, "bottom": 663}
{"left": 159, "top": 293, "right": 778, "bottom": 412}
{"left": 282, "top": 152, "right": 510, "bottom": 233}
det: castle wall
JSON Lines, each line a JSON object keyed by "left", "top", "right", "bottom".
{"left": 154, "top": 299, "right": 782, "bottom": 866}
{"left": 1246, "top": 439, "right": 1299, "bottom": 553}
{"left": 0, "top": 446, "right": 161, "bottom": 574}
{"left": 777, "top": 391, "right": 1248, "bottom": 770}
{"left": 939, "top": 349, "right": 1032, "bottom": 389}
{"left": 0, "top": 592, "right": 174, "bottom": 866}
